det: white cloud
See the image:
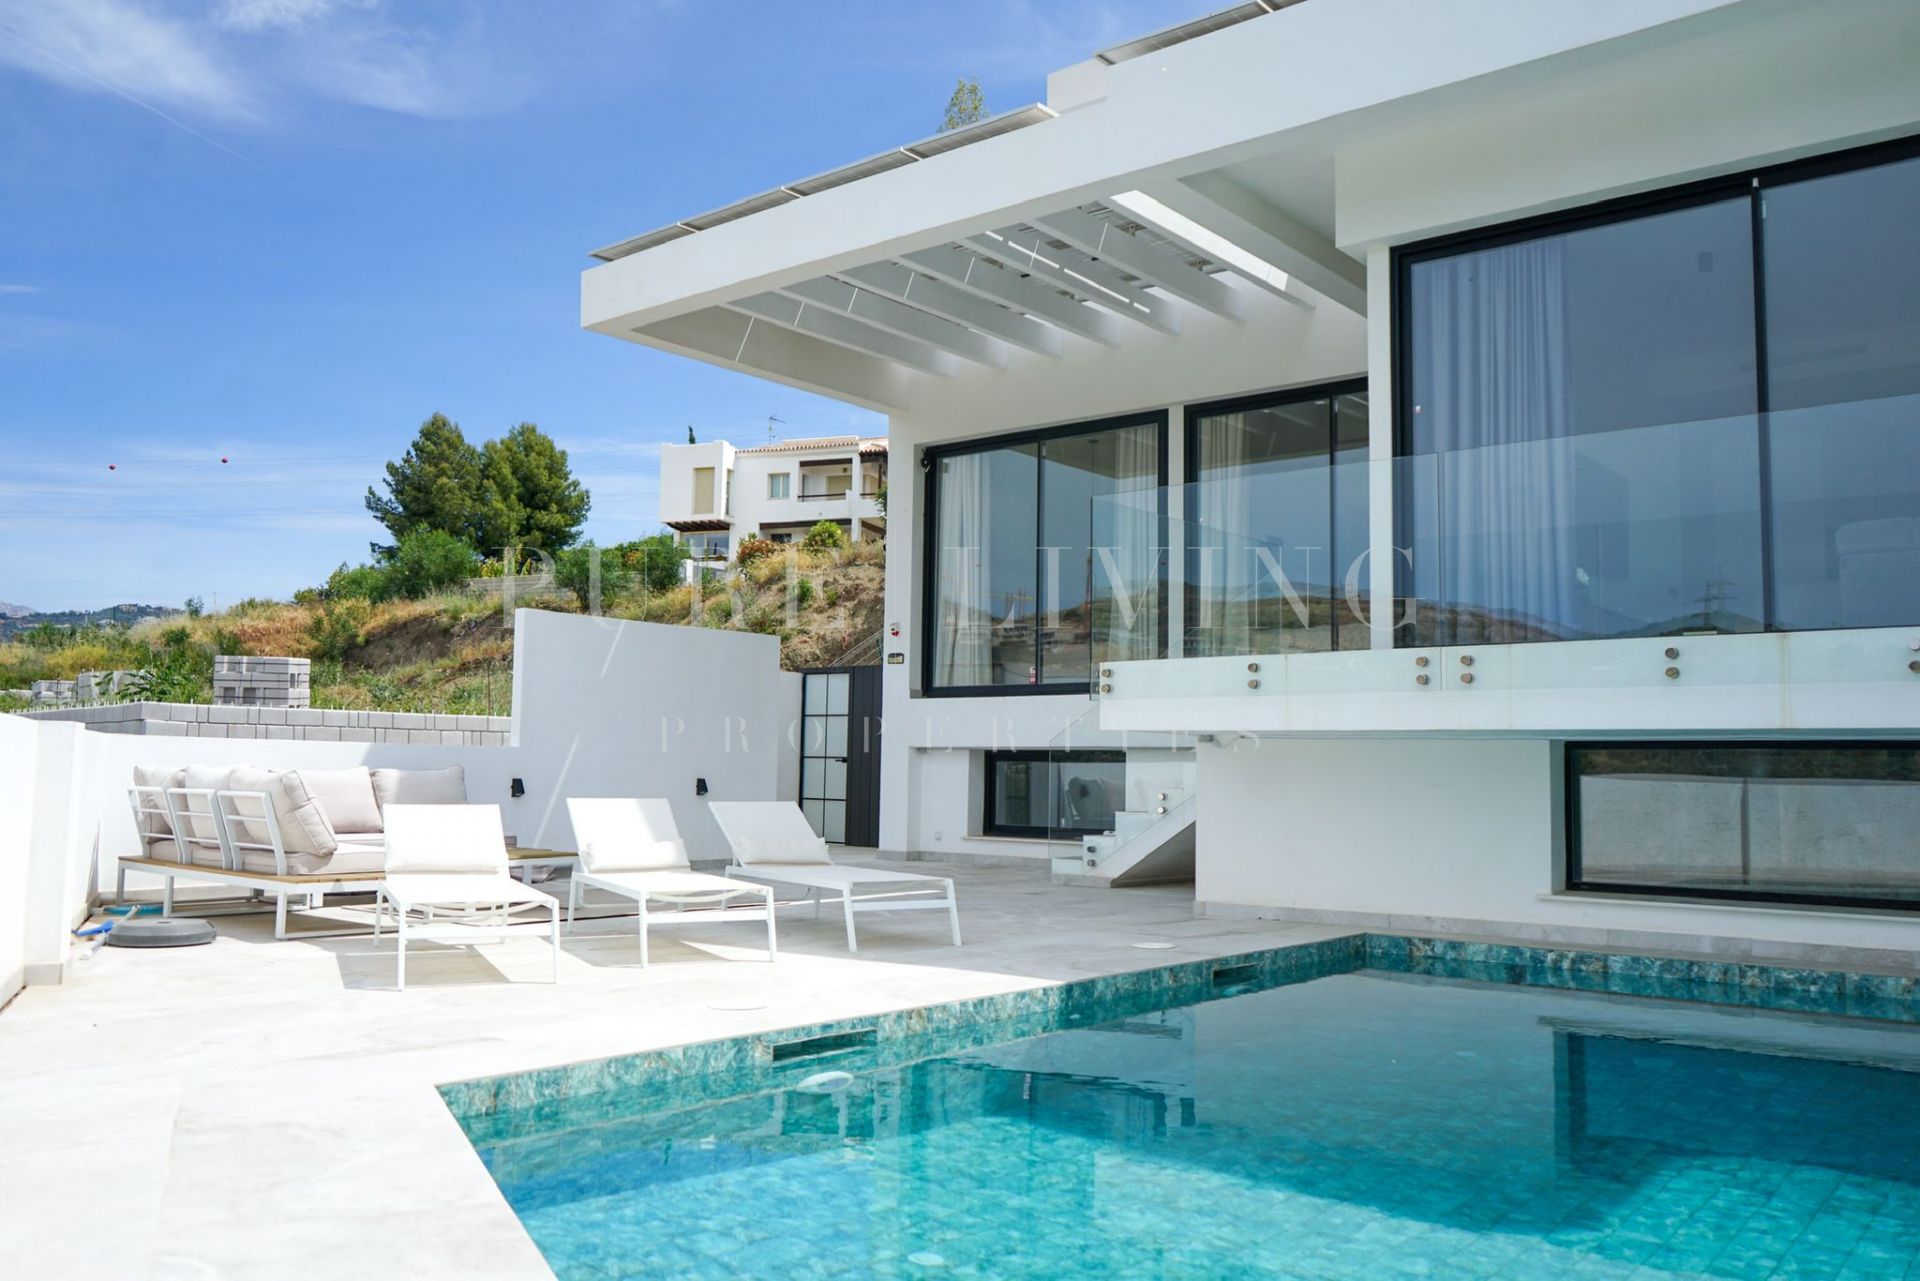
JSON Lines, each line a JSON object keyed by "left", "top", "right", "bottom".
{"left": 0, "top": 283, "right": 42, "bottom": 295}
{"left": 0, "top": 0, "right": 513, "bottom": 123}
{"left": 0, "top": 0, "right": 251, "bottom": 118}
{"left": 214, "top": 0, "right": 370, "bottom": 33}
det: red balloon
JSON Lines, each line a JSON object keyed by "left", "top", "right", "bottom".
{"left": 220, "top": 457, "right": 229, "bottom": 463}
{"left": 108, "top": 464, "right": 116, "bottom": 470}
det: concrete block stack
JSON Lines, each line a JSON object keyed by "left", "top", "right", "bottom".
{"left": 29, "top": 679, "right": 76, "bottom": 707}
{"left": 212, "top": 656, "right": 311, "bottom": 709}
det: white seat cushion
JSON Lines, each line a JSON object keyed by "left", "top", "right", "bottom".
{"left": 383, "top": 873, "right": 555, "bottom": 910}
{"left": 372, "top": 766, "right": 468, "bottom": 811}
{"left": 568, "top": 798, "right": 691, "bottom": 874}
{"left": 384, "top": 803, "right": 507, "bottom": 876}
{"left": 300, "top": 767, "right": 383, "bottom": 834}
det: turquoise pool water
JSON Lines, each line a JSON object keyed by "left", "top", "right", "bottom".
{"left": 467, "top": 961, "right": 1920, "bottom": 1280}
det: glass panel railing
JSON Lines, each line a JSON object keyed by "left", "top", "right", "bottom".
{"left": 1398, "top": 411, "right": 1767, "bottom": 648}
{"left": 1766, "top": 394, "right": 1920, "bottom": 632}
{"left": 1086, "top": 467, "right": 1374, "bottom": 683}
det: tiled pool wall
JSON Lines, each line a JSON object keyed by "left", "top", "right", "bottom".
{"left": 440, "top": 933, "right": 1920, "bottom": 1144}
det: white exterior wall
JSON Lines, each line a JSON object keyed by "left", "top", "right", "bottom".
{"left": 878, "top": 282, "right": 1370, "bottom": 859}
{"left": 0, "top": 713, "right": 42, "bottom": 1003}
{"left": 1197, "top": 738, "right": 1920, "bottom": 956}
{"left": 656, "top": 441, "right": 735, "bottom": 525}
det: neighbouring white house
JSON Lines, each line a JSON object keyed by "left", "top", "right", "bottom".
{"left": 658, "top": 434, "right": 887, "bottom": 576}
{"left": 581, "top": 0, "right": 1920, "bottom": 957}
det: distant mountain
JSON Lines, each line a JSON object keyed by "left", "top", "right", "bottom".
{"left": 0, "top": 602, "right": 178, "bottom": 639}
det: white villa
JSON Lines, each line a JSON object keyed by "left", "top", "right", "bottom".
{"left": 658, "top": 434, "right": 887, "bottom": 576}
{"left": 582, "top": 0, "right": 1920, "bottom": 956}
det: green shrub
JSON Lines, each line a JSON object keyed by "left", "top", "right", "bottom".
{"left": 800, "top": 520, "right": 848, "bottom": 553}
{"left": 794, "top": 577, "right": 815, "bottom": 608}
{"left": 611, "top": 532, "right": 690, "bottom": 594}
{"left": 325, "top": 562, "right": 389, "bottom": 602}
{"left": 553, "top": 543, "right": 633, "bottom": 609}
{"left": 382, "top": 528, "right": 480, "bottom": 600}
{"left": 309, "top": 598, "right": 372, "bottom": 663}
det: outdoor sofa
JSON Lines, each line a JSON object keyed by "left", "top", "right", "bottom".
{"left": 119, "top": 763, "right": 544, "bottom": 938}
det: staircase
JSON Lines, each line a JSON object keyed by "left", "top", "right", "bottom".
{"left": 1051, "top": 788, "right": 1196, "bottom": 887}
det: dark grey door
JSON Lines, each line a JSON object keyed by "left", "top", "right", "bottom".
{"left": 798, "top": 666, "right": 881, "bottom": 846}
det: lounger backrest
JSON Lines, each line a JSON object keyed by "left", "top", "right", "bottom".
{"left": 567, "top": 798, "right": 690, "bottom": 873}
{"left": 383, "top": 803, "right": 508, "bottom": 876}
{"left": 708, "top": 801, "right": 833, "bottom": 866}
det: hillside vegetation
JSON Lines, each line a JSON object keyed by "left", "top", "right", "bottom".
{"left": 0, "top": 538, "right": 884, "bottom": 715}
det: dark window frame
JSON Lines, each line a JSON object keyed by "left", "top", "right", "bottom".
{"left": 982, "top": 749, "right": 1128, "bottom": 839}
{"left": 1564, "top": 739, "right": 1920, "bottom": 913}
{"left": 1184, "top": 377, "right": 1371, "bottom": 653}
{"left": 1391, "top": 132, "right": 1920, "bottom": 643}
{"left": 920, "top": 411, "right": 1169, "bottom": 698}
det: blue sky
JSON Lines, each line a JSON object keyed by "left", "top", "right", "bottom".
{"left": 0, "top": 0, "right": 1194, "bottom": 612}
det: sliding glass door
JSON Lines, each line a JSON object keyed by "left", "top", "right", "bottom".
{"left": 925, "top": 414, "right": 1165, "bottom": 694}
{"left": 1396, "top": 138, "right": 1920, "bottom": 646}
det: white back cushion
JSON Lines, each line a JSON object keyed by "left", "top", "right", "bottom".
{"left": 567, "top": 798, "right": 690, "bottom": 873}
{"left": 178, "top": 764, "right": 234, "bottom": 843}
{"left": 226, "top": 767, "right": 339, "bottom": 858}
{"left": 709, "top": 801, "right": 832, "bottom": 866}
{"left": 131, "top": 765, "right": 184, "bottom": 837}
{"left": 384, "top": 803, "right": 506, "bottom": 876}
{"left": 372, "top": 766, "right": 468, "bottom": 810}
{"left": 301, "top": 767, "right": 383, "bottom": 834}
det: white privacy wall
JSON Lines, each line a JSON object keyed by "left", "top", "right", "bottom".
{"left": 1, "top": 713, "right": 43, "bottom": 1003}
{"left": 1195, "top": 737, "right": 1920, "bottom": 955}
{"left": 510, "top": 609, "right": 801, "bottom": 862}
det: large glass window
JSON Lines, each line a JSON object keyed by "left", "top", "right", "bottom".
{"left": 1763, "top": 152, "right": 1920, "bottom": 631}
{"left": 1568, "top": 742, "right": 1920, "bottom": 909}
{"left": 1396, "top": 138, "right": 1920, "bottom": 646}
{"left": 926, "top": 416, "right": 1163, "bottom": 693}
{"left": 984, "top": 750, "right": 1125, "bottom": 838}
{"left": 1186, "top": 384, "right": 1369, "bottom": 655}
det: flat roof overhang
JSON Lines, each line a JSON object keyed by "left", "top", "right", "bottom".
{"left": 582, "top": 0, "right": 1915, "bottom": 412}
{"left": 664, "top": 518, "right": 732, "bottom": 533}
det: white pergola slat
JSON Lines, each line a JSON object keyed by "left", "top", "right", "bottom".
{"left": 899, "top": 246, "right": 1124, "bottom": 347}
{"left": 836, "top": 262, "right": 1062, "bottom": 357}
{"left": 1139, "top": 173, "right": 1367, "bottom": 315}
{"left": 1106, "top": 190, "right": 1310, "bottom": 308}
{"left": 727, "top": 293, "right": 956, "bottom": 377}
{"left": 1030, "top": 207, "right": 1243, "bottom": 319}
{"left": 778, "top": 277, "right": 1010, "bottom": 367}
{"left": 971, "top": 230, "right": 1181, "bottom": 336}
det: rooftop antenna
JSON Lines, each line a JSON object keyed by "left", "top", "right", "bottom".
{"left": 767, "top": 415, "right": 785, "bottom": 445}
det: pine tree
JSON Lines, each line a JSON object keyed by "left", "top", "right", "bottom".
{"left": 364, "top": 414, "right": 485, "bottom": 556}
{"left": 941, "top": 77, "right": 985, "bottom": 132}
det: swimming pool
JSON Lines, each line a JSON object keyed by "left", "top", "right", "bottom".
{"left": 455, "top": 943, "right": 1920, "bottom": 1279}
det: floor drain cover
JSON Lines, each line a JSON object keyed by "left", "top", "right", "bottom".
{"left": 105, "top": 917, "right": 217, "bottom": 948}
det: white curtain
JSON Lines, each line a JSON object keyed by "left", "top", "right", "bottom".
{"left": 1418, "top": 238, "right": 1577, "bottom": 642}
{"left": 1195, "top": 414, "right": 1255, "bottom": 656}
{"left": 931, "top": 453, "right": 994, "bottom": 686}
{"left": 1096, "top": 425, "right": 1162, "bottom": 662}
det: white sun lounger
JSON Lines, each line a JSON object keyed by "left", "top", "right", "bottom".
{"left": 708, "top": 801, "right": 961, "bottom": 952}
{"left": 374, "top": 804, "right": 561, "bottom": 991}
{"left": 564, "top": 797, "right": 776, "bottom": 966}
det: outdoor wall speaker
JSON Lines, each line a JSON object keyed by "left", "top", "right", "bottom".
{"left": 510, "top": 777, "right": 526, "bottom": 798}
{"left": 695, "top": 777, "right": 709, "bottom": 796}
